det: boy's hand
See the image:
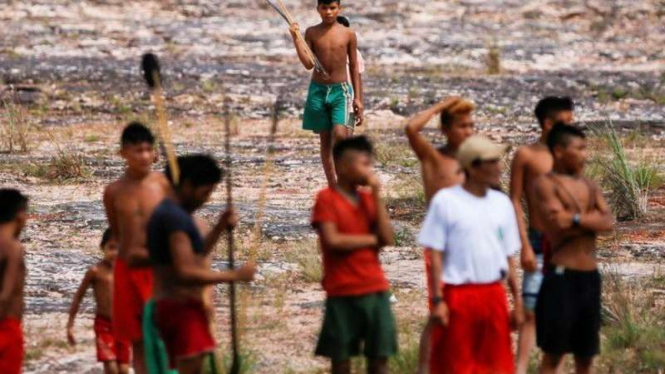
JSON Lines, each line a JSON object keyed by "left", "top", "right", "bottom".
{"left": 431, "top": 301, "right": 450, "bottom": 326}
{"left": 67, "top": 326, "right": 76, "bottom": 346}
{"left": 353, "top": 98, "right": 364, "bottom": 125}
{"left": 235, "top": 262, "right": 257, "bottom": 282}
{"left": 219, "top": 208, "right": 239, "bottom": 231}
{"left": 289, "top": 23, "right": 300, "bottom": 38}
{"left": 520, "top": 245, "right": 537, "bottom": 272}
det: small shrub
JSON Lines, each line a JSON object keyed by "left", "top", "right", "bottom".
{"left": 591, "top": 123, "right": 662, "bottom": 220}
{"left": 1, "top": 99, "right": 32, "bottom": 153}
{"left": 24, "top": 150, "right": 91, "bottom": 182}
{"left": 486, "top": 40, "right": 501, "bottom": 75}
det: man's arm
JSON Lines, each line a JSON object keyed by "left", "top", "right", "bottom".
{"left": 405, "top": 98, "right": 459, "bottom": 161}
{"left": 578, "top": 181, "right": 614, "bottom": 233}
{"left": 170, "top": 232, "right": 254, "bottom": 285}
{"left": 534, "top": 176, "right": 570, "bottom": 233}
{"left": 506, "top": 256, "right": 524, "bottom": 330}
{"left": 103, "top": 185, "right": 119, "bottom": 241}
{"left": 289, "top": 24, "right": 315, "bottom": 70}
{"left": 348, "top": 31, "right": 363, "bottom": 124}
{"left": 66, "top": 268, "right": 94, "bottom": 345}
{"left": 0, "top": 245, "right": 22, "bottom": 319}
{"left": 430, "top": 249, "right": 449, "bottom": 325}
{"left": 509, "top": 148, "right": 537, "bottom": 272}
{"left": 367, "top": 176, "right": 395, "bottom": 248}
{"left": 203, "top": 209, "right": 238, "bottom": 256}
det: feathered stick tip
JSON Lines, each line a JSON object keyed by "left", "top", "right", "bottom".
{"left": 141, "top": 53, "right": 162, "bottom": 88}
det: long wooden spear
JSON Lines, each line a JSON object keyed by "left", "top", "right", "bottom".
{"left": 141, "top": 53, "right": 180, "bottom": 185}
{"left": 265, "top": 0, "right": 330, "bottom": 80}
{"left": 223, "top": 100, "right": 241, "bottom": 374}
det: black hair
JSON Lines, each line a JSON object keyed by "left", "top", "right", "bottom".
{"left": 121, "top": 122, "right": 155, "bottom": 147}
{"left": 100, "top": 228, "right": 112, "bottom": 249}
{"left": 318, "top": 0, "right": 340, "bottom": 5}
{"left": 337, "top": 16, "right": 350, "bottom": 27}
{"left": 332, "top": 135, "right": 373, "bottom": 161}
{"left": 535, "top": 97, "right": 574, "bottom": 128}
{"left": 0, "top": 189, "right": 28, "bottom": 223}
{"left": 546, "top": 123, "right": 586, "bottom": 153}
{"left": 166, "top": 154, "right": 224, "bottom": 188}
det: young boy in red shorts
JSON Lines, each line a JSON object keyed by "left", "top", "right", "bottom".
{"left": 405, "top": 97, "right": 475, "bottom": 373}
{"left": 311, "top": 136, "right": 397, "bottom": 374}
{"left": 67, "top": 228, "right": 131, "bottom": 374}
{"left": 0, "top": 189, "right": 28, "bottom": 374}
{"left": 147, "top": 154, "right": 255, "bottom": 374}
{"left": 418, "top": 136, "right": 523, "bottom": 374}
{"left": 103, "top": 122, "right": 172, "bottom": 374}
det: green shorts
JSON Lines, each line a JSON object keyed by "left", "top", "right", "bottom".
{"left": 303, "top": 81, "right": 354, "bottom": 133}
{"left": 315, "top": 292, "right": 398, "bottom": 361}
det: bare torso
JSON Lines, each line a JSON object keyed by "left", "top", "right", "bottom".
{"left": 0, "top": 240, "right": 25, "bottom": 320}
{"left": 307, "top": 23, "right": 354, "bottom": 84}
{"left": 546, "top": 174, "right": 598, "bottom": 270}
{"left": 107, "top": 172, "right": 170, "bottom": 263}
{"left": 423, "top": 148, "right": 464, "bottom": 204}
{"left": 90, "top": 262, "right": 113, "bottom": 318}
{"left": 521, "top": 144, "right": 554, "bottom": 231}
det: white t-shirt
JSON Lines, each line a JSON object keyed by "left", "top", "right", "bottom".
{"left": 418, "top": 185, "right": 520, "bottom": 285}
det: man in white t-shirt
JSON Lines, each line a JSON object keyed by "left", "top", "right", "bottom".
{"left": 418, "top": 135, "right": 524, "bottom": 374}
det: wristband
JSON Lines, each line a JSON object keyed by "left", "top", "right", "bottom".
{"left": 572, "top": 213, "right": 581, "bottom": 228}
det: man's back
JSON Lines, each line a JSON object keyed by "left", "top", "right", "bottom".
{"left": 0, "top": 239, "right": 25, "bottom": 319}
{"left": 307, "top": 23, "right": 353, "bottom": 84}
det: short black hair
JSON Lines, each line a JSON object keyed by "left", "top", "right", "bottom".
{"left": 121, "top": 122, "right": 155, "bottom": 147}
{"left": 318, "top": 0, "right": 340, "bottom": 5}
{"left": 547, "top": 123, "right": 586, "bottom": 153}
{"left": 535, "top": 97, "right": 574, "bottom": 127}
{"left": 0, "top": 189, "right": 28, "bottom": 223}
{"left": 166, "top": 154, "right": 224, "bottom": 188}
{"left": 337, "top": 16, "right": 350, "bottom": 27}
{"left": 100, "top": 228, "right": 112, "bottom": 248}
{"left": 333, "top": 135, "right": 373, "bottom": 161}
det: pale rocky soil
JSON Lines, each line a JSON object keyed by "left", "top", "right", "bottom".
{"left": 0, "top": 1, "right": 664, "bottom": 373}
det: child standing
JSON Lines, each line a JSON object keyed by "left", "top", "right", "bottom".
{"left": 311, "top": 136, "right": 397, "bottom": 374}
{"left": 0, "top": 189, "right": 29, "bottom": 374}
{"left": 67, "top": 229, "right": 131, "bottom": 374}
{"left": 289, "top": 0, "right": 364, "bottom": 187}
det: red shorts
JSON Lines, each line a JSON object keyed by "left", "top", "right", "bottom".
{"left": 113, "top": 257, "right": 154, "bottom": 342}
{"left": 94, "top": 315, "right": 132, "bottom": 364}
{"left": 155, "top": 298, "right": 216, "bottom": 369}
{"left": 0, "top": 318, "right": 23, "bottom": 374}
{"left": 430, "top": 283, "right": 514, "bottom": 374}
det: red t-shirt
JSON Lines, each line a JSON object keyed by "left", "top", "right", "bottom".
{"left": 311, "top": 187, "right": 390, "bottom": 297}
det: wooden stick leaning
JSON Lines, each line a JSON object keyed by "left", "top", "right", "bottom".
{"left": 264, "top": 0, "right": 330, "bottom": 80}
{"left": 223, "top": 101, "right": 241, "bottom": 374}
{"left": 141, "top": 53, "right": 180, "bottom": 185}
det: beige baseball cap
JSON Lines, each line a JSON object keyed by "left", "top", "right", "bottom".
{"left": 457, "top": 135, "right": 510, "bottom": 169}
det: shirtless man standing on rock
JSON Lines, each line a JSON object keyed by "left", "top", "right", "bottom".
{"left": 405, "top": 97, "right": 475, "bottom": 374}
{"left": 103, "top": 122, "right": 172, "bottom": 374}
{"left": 512, "top": 97, "right": 574, "bottom": 374}
{"left": 533, "top": 124, "right": 614, "bottom": 374}
{"left": 290, "top": 0, "right": 363, "bottom": 186}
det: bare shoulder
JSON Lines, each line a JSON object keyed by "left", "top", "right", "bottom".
{"left": 532, "top": 174, "right": 552, "bottom": 191}
{"left": 104, "top": 179, "right": 123, "bottom": 198}
{"left": 0, "top": 240, "right": 24, "bottom": 260}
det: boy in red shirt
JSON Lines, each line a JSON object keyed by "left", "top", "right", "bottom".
{"left": 67, "top": 229, "right": 131, "bottom": 374}
{"left": 0, "top": 189, "right": 28, "bottom": 374}
{"left": 311, "top": 136, "right": 397, "bottom": 374}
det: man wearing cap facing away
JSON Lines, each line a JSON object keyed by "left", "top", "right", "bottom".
{"left": 418, "top": 136, "right": 523, "bottom": 374}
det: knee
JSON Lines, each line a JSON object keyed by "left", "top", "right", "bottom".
{"left": 332, "top": 127, "right": 348, "bottom": 143}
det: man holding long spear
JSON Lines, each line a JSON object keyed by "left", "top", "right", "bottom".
{"left": 278, "top": 0, "right": 363, "bottom": 187}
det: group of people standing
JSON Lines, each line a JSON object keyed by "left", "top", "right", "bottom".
{"left": 0, "top": 1, "right": 616, "bottom": 374}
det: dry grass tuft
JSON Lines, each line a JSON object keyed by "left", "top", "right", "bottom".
{"left": 1, "top": 99, "right": 32, "bottom": 153}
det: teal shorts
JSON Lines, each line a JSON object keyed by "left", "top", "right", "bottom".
{"left": 315, "top": 292, "right": 398, "bottom": 361}
{"left": 303, "top": 81, "right": 354, "bottom": 133}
